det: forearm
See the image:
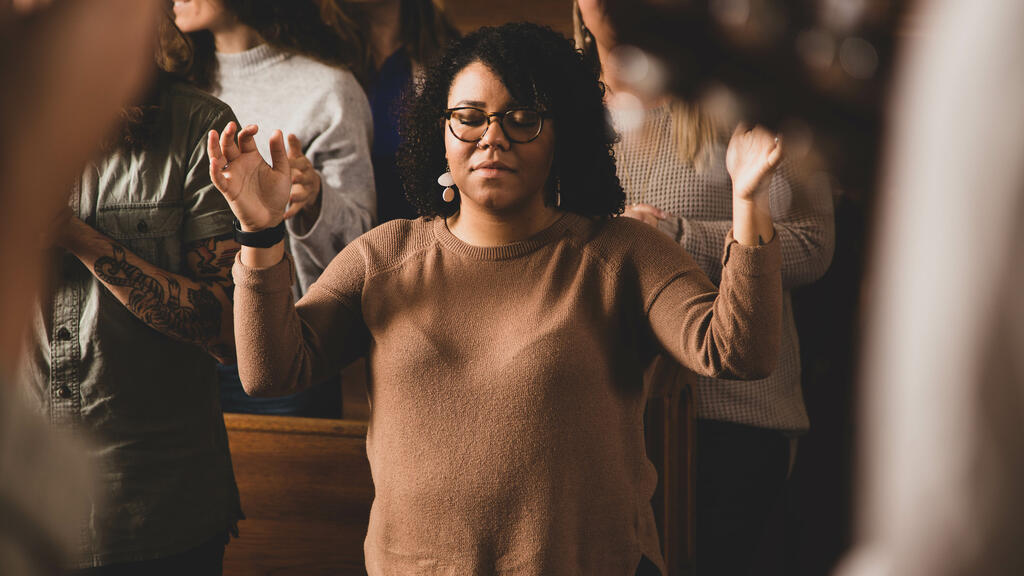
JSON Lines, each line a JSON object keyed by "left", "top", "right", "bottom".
{"left": 62, "top": 221, "right": 236, "bottom": 362}
{"left": 651, "top": 235, "right": 783, "bottom": 379}
{"left": 732, "top": 194, "right": 775, "bottom": 247}
{"left": 232, "top": 253, "right": 342, "bottom": 396}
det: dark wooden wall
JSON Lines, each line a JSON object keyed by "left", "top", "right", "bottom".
{"left": 441, "top": 0, "right": 574, "bottom": 37}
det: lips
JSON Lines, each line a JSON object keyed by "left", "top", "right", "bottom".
{"left": 472, "top": 161, "right": 515, "bottom": 172}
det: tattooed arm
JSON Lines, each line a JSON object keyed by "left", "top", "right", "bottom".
{"left": 57, "top": 214, "right": 239, "bottom": 363}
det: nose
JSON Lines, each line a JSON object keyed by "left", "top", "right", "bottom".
{"left": 477, "top": 117, "right": 510, "bottom": 150}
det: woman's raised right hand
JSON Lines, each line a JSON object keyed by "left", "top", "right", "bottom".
{"left": 207, "top": 122, "right": 291, "bottom": 231}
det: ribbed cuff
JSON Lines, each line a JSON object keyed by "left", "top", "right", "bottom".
{"left": 231, "top": 251, "right": 295, "bottom": 293}
{"left": 721, "top": 229, "right": 782, "bottom": 277}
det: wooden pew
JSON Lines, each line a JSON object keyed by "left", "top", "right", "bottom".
{"left": 223, "top": 414, "right": 373, "bottom": 576}
{"left": 645, "top": 358, "right": 698, "bottom": 576}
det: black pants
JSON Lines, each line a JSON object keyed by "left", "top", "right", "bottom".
{"left": 695, "top": 420, "right": 790, "bottom": 576}
{"left": 69, "top": 531, "right": 228, "bottom": 576}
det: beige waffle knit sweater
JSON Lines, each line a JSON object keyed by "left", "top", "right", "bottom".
{"left": 613, "top": 104, "right": 835, "bottom": 432}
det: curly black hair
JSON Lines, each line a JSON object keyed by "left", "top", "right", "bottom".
{"left": 397, "top": 22, "right": 624, "bottom": 220}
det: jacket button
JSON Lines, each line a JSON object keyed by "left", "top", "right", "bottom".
{"left": 57, "top": 386, "right": 72, "bottom": 399}
{"left": 137, "top": 220, "right": 149, "bottom": 233}
{"left": 56, "top": 327, "right": 72, "bottom": 341}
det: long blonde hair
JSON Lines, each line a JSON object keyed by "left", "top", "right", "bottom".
{"left": 573, "top": 1, "right": 722, "bottom": 172}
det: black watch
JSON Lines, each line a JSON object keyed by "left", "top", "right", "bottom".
{"left": 233, "top": 218, "right": 286, "bottom": 248}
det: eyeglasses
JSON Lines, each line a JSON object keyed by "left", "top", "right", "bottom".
{"left": 444, "top": 107, "right": 549, "bottom": 144}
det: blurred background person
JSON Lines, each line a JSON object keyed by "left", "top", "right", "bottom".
{"left": 175, "top": 0, "right": 376, "bottom": 418}
{"left": 1, "top": 2, "right": 159, "bottom": 573}
{"left": 574, "top": 1, "right": 834, "bottom": 573}
{"left": 349, "top": 0, "right": 459, "bottom": 224}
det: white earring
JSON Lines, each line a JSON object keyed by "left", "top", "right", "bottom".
{"left": 555, "top": 177, "right": 562, "bottom": 208}
{"left": 438, "top": 171, "right": 455, "bottom": 202}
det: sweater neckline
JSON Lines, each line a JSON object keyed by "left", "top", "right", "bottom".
{"left": 216, "top": 44, "right": 289, "bottom": 79}
{"left": 432, "top": 212, "right": 576, "bottom": 261}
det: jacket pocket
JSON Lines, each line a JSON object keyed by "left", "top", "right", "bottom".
{"left": 95, "top": 203, "right": 183, "bottom": 272}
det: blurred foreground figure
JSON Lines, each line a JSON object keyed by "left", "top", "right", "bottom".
{"left": 0, "top": 1, "right": 157, "bottom": 574}
{"left": 18, "top": 8, "right": 245, "bottom": 573}
{"left": 838, "top": 1, "right": 1024, "bottom": 575}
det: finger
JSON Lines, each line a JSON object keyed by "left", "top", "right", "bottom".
{"left": 207, "top": 130, "right": 225, "bottom": 164}
{"left": 291, "top": 168, "right": 305, "bottom": 184}
{"left": 208, "top": 130, "right": 230, "bottom": 191}
{"left": 268, "top": 130, "right": 290, "bottom": 175}
{"left": 220, "top": 122, "right": 240, "bottom": 161}
{"left": 283, "top": 201, "right": 305, "bottom": 219}
{"left": 732, "top": 123, "right": 749, "bottom": 141}
{"left": 631, "top": 203, "right": 667, "bottom": 219}
{"left": 238, "top": 124, "right": 259, "bottom": 154}
{"left": 289, "top": 186, "right": 310, "bottom": 204}
{"left": 287, "top": 134, "right": 304, "bottom": 159}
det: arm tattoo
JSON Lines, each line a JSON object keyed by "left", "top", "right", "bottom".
{"left": 186, "top": 236, "right": 238, "bottom": 299}
{"left": 94, "top": 244, "right": 226, "bottom": 356}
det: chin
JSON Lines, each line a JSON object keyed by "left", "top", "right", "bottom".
{"left": 467, "top": 190, "right": 528, "bottom": 215}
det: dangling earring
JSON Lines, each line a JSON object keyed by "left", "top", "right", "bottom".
{"left": 555, "top": 177, "right": 562, "bottom": 208}
{"left": 438, "top": 170, "right": 455, "bottom": 202}
{"left": 581, "top": 24, "right": 594, "bottom": 51}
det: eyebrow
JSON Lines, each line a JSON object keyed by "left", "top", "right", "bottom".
{"left": 450, "top": 99, "right": 525, "bottom": 109}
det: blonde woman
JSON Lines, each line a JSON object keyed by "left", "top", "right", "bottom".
{"left": 576, "top": 1, "right": 836, "bottom": 574}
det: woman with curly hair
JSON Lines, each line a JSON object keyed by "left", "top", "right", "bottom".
{"left": 174, "top": 0, "right": 376, "bottom": 417}
{"left": 209, "top": 22, "right": 783, "bottom": 575}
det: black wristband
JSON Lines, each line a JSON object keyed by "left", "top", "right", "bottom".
{"left": 233, "top": 218, "right": 286, "bottom": 248}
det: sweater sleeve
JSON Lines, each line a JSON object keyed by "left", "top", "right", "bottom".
{"left": 231, "top": 243, "right": 370, "bottom": 397}
{"left": 286, "top": 72, "right": 377, "bottom": 294}
{"left": 667, "top": 159, "right": 834, "bottom": 289}
{"left": 638, "top": 225, "right": 783, "bottom": 380}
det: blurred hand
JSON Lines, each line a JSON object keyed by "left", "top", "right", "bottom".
{"left": 726, "top": 124, "right": 782, "bottom": 201}
{"left": 207, "top": 122, "right": 291, "bottom": 231}
{"left": 622, "top": 203, "right": 666, "bottom": 228}
{"left": 283, "top": 134, "right": 322, "bottom": 220}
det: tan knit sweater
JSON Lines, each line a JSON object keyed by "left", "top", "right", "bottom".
{"left": 232, "top": 213, "right": 781, "bottom": 575}
{"left": 613, "top": 104, "right": 835, "bottom": 432}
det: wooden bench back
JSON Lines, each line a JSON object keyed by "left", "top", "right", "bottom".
{"left": 223, "top": 414, "right": 373, "bottom": 576}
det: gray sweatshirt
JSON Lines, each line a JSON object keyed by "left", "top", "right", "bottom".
{"left": 214, "top": 44, "right": 376, "bottom": 296}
